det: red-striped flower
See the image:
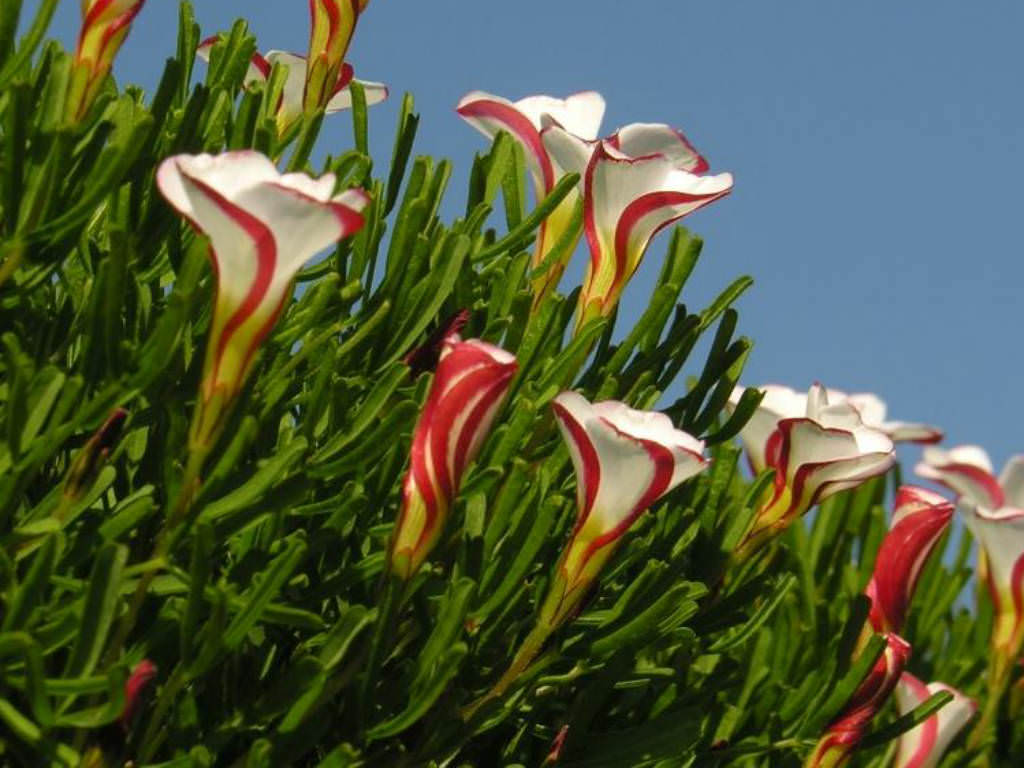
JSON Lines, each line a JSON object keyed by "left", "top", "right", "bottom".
{"left": 66, "top": 0, "right": 146, "bottom": 122}
{"left": 733, "top": 385, "right": 939, "bottom": 473}
{"left": 196, "top": 38, "right": 387, "bottom": 135}
{"left": 389, "top": 337, "right": 518, "bottom": 580}
{"left": 961, "top": 504, "right": 1024, "bottom": 664}
{"left": 456, "top": 90, "right": 606, "bottom": 305}
{"left": 156, "top": 151, "right": 368, "bottom": 451}
{"left": 730, "top": 384, "right": 895, "bottom": 557}
{"left": 915, "top": 444, "right": 1021, "bottom": 510}
{"left": 539, "top": 392, "right": 708, "bottom": 629}
{"left": 805, "top": 634, "right": 911, "bottom": 768}
{"left": 893, "top": 674, "right": 975, "bottom": 768}
{"left": 542, "top": 124, "right": 732, "bottom": 328}
{"left": 304, "top": 0, "right": 371, "bottom": 114}
{"left": 863, "top": 486, "right": 954, "bottom": 634}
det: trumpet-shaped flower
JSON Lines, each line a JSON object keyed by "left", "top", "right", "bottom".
{"left": 915, "top": 444, "right": 1022, "bottom": 510}
{"left": 539, "top": 391, "right": 708, "bottom": 628}
{"left": 390, "top": 337, "right": 517, "bottom": 580}
{"left": 196, "top": 39, "right": 387, "bottom": 134}
{"left": 961, "top": 503, "right": 1024, "bottom": 662}
{"left": 543, "top": 125, "right": 732, "bottom": 326}
{"left": 156, "top": 151, "right": 368, "bottom": 451}
{"left": 864, "top": 486, "right": 953, "bottom": 633}
{"left": 892, "top": 674, "right": 975, "bottom": 768}
{"left": 66, "top": 1, "right": 146, "bottom": 122}
{"left": 805, "top": 634, "right": 911, "bottom": 768}
{"left": 456, "top": 90, "right": 606, "bottom": 304}
{"left": 732, "top": 385, "right": 938, "bottom": 474}
{"left": 304, "top": 0, "right": 370, "bottom": 114}
{"left": 730, "top": 384, "right": 895, "bottom": 556}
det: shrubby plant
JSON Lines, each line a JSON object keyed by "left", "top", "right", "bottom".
{"left": 0, "top": 1, "right": 1021, "bottom": 766}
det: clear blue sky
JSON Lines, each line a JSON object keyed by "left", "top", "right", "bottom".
{"left": 26, "top": 1, "right": 1024, "bottom": 472}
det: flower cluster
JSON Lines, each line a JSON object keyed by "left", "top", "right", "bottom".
{"left": 82, "top": 4, "right": 1012, "bottom": 763}
{"left": 457, "top": 91, "right": 733, "bottom": 324}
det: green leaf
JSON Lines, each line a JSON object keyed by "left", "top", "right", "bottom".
{"left": 223, "top": 535, "right": 307, "bottom": 649}
{"left": 63, "top": 543, "right": 127, "bottom": 678}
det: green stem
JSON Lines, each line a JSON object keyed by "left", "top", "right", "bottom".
{"left": 968, "top": 649, "right": 1012, "bottom": 756}
{"left": 357, "top": 573, "right": 405, "bottom": 734}
{"left": 462, "top": 622, "right": 552, "bottom": 722}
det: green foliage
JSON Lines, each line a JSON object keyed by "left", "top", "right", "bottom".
{"left": 0, "top": 2, "right": 1013, "bottom": 767}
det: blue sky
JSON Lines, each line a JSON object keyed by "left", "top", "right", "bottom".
{"left": 26, "top": 1, "right": 1024, "bottom": 473}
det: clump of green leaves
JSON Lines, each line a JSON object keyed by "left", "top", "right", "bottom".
{"left": 0, "top": 2, "right": 1013, "bottom": 767}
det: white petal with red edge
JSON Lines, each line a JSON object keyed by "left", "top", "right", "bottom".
{"left": 541, "top": 124, "right": 596, "bottom": 178}
{"left": 999, "top": 456, "right": 1024, "bottom": 509}
{"left": 962, "top": 504, "right": 1024, "bottom": 597}
{"left": 915, "top": 444, "right": 1002, "bottom": 508}
{"left": 729, "top": 384, "right": 805, "bottom": 473}
{"left": 609, "top": 122, "right": 709, "bottom": 173}
{"left": 326, "top": 79, "right": 389, "bottom": 112}
{"left": 196, "top": 37, "right": 269, "bottom": 84}
{"left": 553, "top": 391, "right": 707, "bottom": 534}
{"left": 781, "top": 417, "right": 894, "bottom": 503}
{"left": 514, "top": 91, "right": 605, "bottom": 139}
{"left": 586, "top": 144, "right": 732, "bottom": 274}
{"left": 156, "top": 151, "right": 367, "bottom": 308}
{"left": 893, "top": 673, "right": 976, "bottom": 768}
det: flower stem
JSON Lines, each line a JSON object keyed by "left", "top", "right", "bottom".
{"left": 462, "top": 623, "right": 551, "bottom": 721}
{"left": 968, "top": 649, "right": 1012, "bottom": 756}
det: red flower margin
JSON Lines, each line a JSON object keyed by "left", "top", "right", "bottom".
{"left": 915, "top": 444, "right": 1023, "bottom": 511}
{"left": 66, "top": 0, "right": 147, "bottom": 122}
{"left": 730, "top": 384, "right": 895, "bottom": 558}
{"left": 805, "top": 634, "right": 911, "bottom": 768}
{"left": 456, "top": 90, "right": 606, "bottom": 305}
{"left": 542, "top": 125, "right": 732, "bottom": 329}
{"left": 538, "top": 391, "right": 708, "bottom": 629}
{"left": 196, "top": 37, "right": 387, "bottom": 135}
{"left": 156, "top": 151, "right": 368, "bottom": 452}
{"left": 864, "top": 485, "right": 953, "bottom": 634}
{"left": 892, "top": 673, "right": 975, "bottom": 768}
{"left": 389, "top": 337, "right": 518, "bottom": 580}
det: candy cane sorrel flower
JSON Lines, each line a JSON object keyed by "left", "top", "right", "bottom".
{"left": 805, "top": 634, "right": 911, "bottom": 768}
{"left": 543, "top": 124, "right": 732, "bottom": 327}
{"left": 892, "top": 673, "right": 975, "bottom": 768}
{"left": 915, "top": 444, "right": 1021, "bottom": 510}
{"left": 389, "top": 337, "right": 518, "bottom": 580}
{"left": 863, "top": 485, "right": 953, "bottom": 634}
{"left": 456, "top": 90, "right": 606, "bottom": 305}
{"left": 156, "top": 151, "right": 368, "bottom": 452}
{"left": 196, "top": 38, "right": 387, "bottom": 135}
{"left": 734, "top": 385, "right": 938, "bottom": 472}
{"left": 66, "top": 0, "right": 146, "bottom": 122}
{"left": 961, "top": 504, "right": 1024, "bottom": 667}
{"left": 730, "top": 384, "right": 895, "bottom": 558}
{"left": 465, "top": 392, "right": 707, "bottom": 716}
{"left": 304, "top": 0, "right": 370, "bottom": 114}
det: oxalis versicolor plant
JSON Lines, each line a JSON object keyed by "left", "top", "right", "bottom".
{"left": 0, "top": 1, "right": 1020, "bottom": 766}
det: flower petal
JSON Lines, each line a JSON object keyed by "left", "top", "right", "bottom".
{"left": 866, "top": 485, "right": 953, "bottom": 633}
{"left": 457, "top": 90, "right": 554, "bottom": 194}
{"left": 553, "top": 391, "right": 707, "bottom": 540}
{"left": 326, "top": 78, "right": 389, "bottom": 112}
{"left": 893, "top": 674, "right": 976, "bottom": 768}
{"left": 915, "top": 444, "right": 1003, "bottom": 508}
{"left": 607, "top": 122, "right": 709, "bottom": 173}
{"left": 999, "top": 456, "right": 1024, "bottom": 509}
{"left": 515, "top": 91, "right": 605, "bottom": 139}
